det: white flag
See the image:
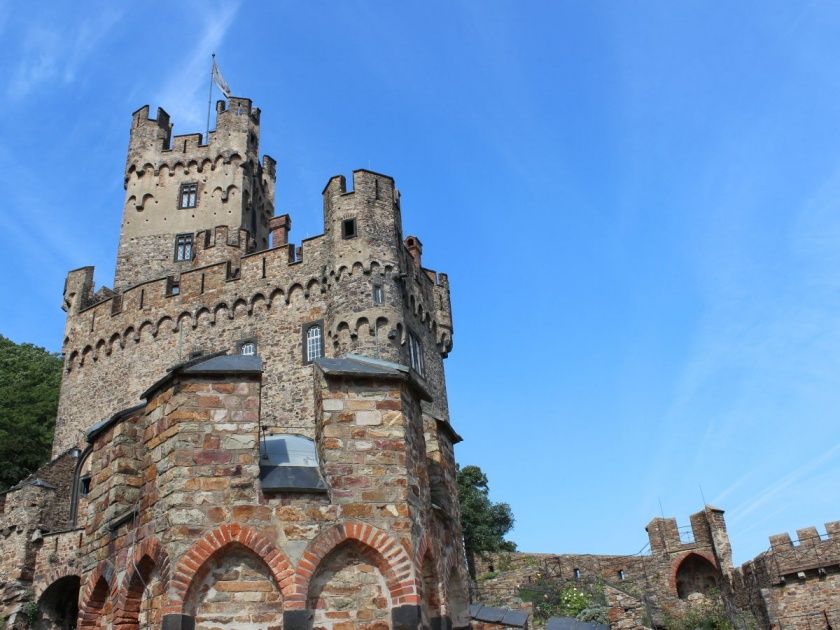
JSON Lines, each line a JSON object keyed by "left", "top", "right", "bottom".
{"left": 212, "top": 59, "right": 231, "bottom": 98}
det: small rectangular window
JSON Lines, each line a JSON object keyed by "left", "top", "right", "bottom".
{"left": 341, "top": 218, "right": 357, "bottom": 239}
{"left": 408, "top": 331, "right": 424, "bottom": 376}
{"left": 174, "top": 234, "right": 193, "bottom": 261}
{"left": 574, "top": 568, "right": 581, "bottom": 580}
{"left": 240, "top": 341, "right": 256, "bottom": 356}
{"left": 304, "top": 323, "right": 323, "bottom": 363}
{"left": 618, "top": 570, "right": 625, "bottom": 581}
{"left": 80, "top": 475, "right": 91, "bottom": 497}
{"left": 373, "top": 284, "right": 384, "bottom": 305}
{"left": 179, "top": 183, "right": 198, "bottom": 208}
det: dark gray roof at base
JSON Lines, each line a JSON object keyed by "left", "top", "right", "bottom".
{"left": 469, "top": 604, "right": 529, "bottom": 627}
{"left": 259, "top": 465, "right": 328, "bottom": 493}
{"left": 315, "top": 354, "right": 431, "bottom": 401}
{"left": 546, "top": 617, "right": 608, "bottom": 630}
{"left": 141, "top": 351, "right": 262, "bottom": 399}
{"left": 86, "top": 403, "right": 146, "bottom": 443}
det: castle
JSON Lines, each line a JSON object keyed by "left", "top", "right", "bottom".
{"left": 0, "top": 95, "right": 838, "bottom": 630}
{"left": 0, "top": 96, "right": 469, "bottom": 629}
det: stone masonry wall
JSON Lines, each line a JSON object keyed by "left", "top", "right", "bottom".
{"left": 58, "top": 176, "right": 453, "bottom": 460}
{"left": 59, "top": 356, "right": 468, "bottom": 629}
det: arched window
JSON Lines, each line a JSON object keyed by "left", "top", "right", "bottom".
{"left": 259, "top": 434, "right": 327, "bottom": 493}
{"left": 304, "top": 323, "right": 323, "bottom": 363}
{"left": 70, "top": 447, "right": 93, "bottom": 526}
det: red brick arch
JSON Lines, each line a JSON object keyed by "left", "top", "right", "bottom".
{"left": 167, "top": 523, "right": 294, "bottom": 614}
{"left": 78, "top": 560, "right": 117, "bottom": 629}
{"left": 291, "top": 521, "right": 416, "bottom": 611}
{"left": 668, "top": 549, "right": 720, "bottom": 593}
{"left": 34, "top": 567, "right": 82, "bottom": 599}
{"left": 113, "top": 537, "right": 171, "bottom": 627}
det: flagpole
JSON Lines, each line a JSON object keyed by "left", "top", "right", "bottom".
{"left": 206, "top": 53, "right": 215, "bottom": 142}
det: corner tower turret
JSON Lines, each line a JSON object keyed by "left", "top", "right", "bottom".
{"left": 114, "top": 97, "right": 276, "bottom": 290}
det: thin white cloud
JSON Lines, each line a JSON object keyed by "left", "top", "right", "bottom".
{"left": 5, "top": 7, "right": 124, "bottom": 100}
{"left": 153, "top": 1, "right": 241, "bottom": 131}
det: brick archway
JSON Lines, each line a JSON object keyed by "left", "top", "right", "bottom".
{"left": 78, "top": 561, "right": 116, "bottom": 629}
{"left": 113, "top": 537, "right": 171, "bottom": 627}
{"left": 168, "top": 523, "right": 294, "bottom": 613}
{"left": 34, "top": 567, "right": 82, "bottom": 600}
{"left": 291, "top": 521, "right": 416, "bottom": 610}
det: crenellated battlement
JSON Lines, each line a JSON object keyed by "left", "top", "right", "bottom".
{"left": 116, "top": 95, "right": 275, "bottom": 290}
{"left": 761, "top": 521, "right": 840, "bottom": 580}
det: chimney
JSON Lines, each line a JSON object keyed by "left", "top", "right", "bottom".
{"left": 270, "top": 214, "right": 292, "bottom": 247}
{"left": 405, "top": 236, "right": 423, "bottom": 269}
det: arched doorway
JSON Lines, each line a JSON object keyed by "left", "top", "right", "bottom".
{"left": 675, "top": 553, "right": 719, "bottom": 599}
{"left": 35, "top": 575, "right": 80, "bottom": 629}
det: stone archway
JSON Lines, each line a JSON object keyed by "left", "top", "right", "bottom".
{"left": 34, "top": 575, "right": 80, "bottom": 630}
{"left": 675, "top": 553, "right": 719, "bottom": 599}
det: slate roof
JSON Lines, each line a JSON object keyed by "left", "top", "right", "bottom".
{"left": 469, "top": 604, "right": 529, "bottom": 628}
{"left": 315, "top": 354, "right": 432, "bottom": 401}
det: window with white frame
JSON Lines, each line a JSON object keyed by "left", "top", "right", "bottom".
{"left": 408, "top": 331, "right": 424, "bottom": 375}
{"left": 179, "top": 182, "right": 198, "bottom": 208}
{"left": 305, "top": 324, "right": 323, "bottom": 363}
{"left": 240, "top": 341, "right": 256, "bottom": 356}
{"left": 174, "top": 233, "right": 193, "bottom": 261}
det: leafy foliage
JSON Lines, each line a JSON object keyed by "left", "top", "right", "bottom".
{"left": 660, "top": 593, "right": 757, "bottom": 630}
{"left": 456, "top": 465, "right": 516, "bottom": 576}
{"left": 0, "top": 335, "right": 61, "bottom": 490}
{"left": 519, "top": 575, "right": 608, "bottom": 623}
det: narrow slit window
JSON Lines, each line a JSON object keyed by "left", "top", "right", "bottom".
{"left": 174, "top": 234, "right": 193, "bottom": 261}
{"left": 305, "top": 324, "right": 323, "bottom": 363}
{"left": 179, "top": 182, "right": 198, "bottom": 208}
{"left": 341, "top": 218, "right": 357, "bottom": 239}
{"left": 618, "top": 570, "right": 626, "bottom": 581}
{"left": 574, "top": 568, "right": 581, "bottom": 580}
{"left": 373, "top": 284, "right": 384, "bottom": 305}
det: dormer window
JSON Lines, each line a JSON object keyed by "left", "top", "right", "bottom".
{"left": 259, "top": 434, "right": 327, "bottom": 493}
{"left": 174, "top": 234, "right": 193, "bottom": 261}
{"left": 341, "top": 218, "right": 357, "bottom": 239}
{"left": 179, "top": 183, "right": 198, "bottom": 208}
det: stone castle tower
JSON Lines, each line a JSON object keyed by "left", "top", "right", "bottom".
{"left": 0, "top": 96, "right": 468, "bottom": 630}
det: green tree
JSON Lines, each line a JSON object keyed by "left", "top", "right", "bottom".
{"left": 456, "top": 464, "right": 516, "bottom": 578}
{"left": 0, "top": 335, "right": 62, "bottom": 489}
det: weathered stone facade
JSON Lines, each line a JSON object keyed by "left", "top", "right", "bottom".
{"left": 0, "top": 95, "right": 468, "bottom": 629}
{"left": 473, "top": 507, "right": 840, "bottom": 629}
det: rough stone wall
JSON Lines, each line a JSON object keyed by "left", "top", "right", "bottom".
{"left": 115, "top": 98, "right": 275, "bottom": 290}
{"left": 735, "top": 522, "right": 840, "bottom": 629}
{"left": 0, "top": 451, "right": 80, "bottom": 626}
{"left": 51, "top": 357, "right": 466, "bottom": 629}
{"left": 58, "top": 173, "right": 453, "bottom": 463}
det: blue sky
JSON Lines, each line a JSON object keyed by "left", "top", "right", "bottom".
{"left": 1, "top": 1, "right": 839, "bottom": 564}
